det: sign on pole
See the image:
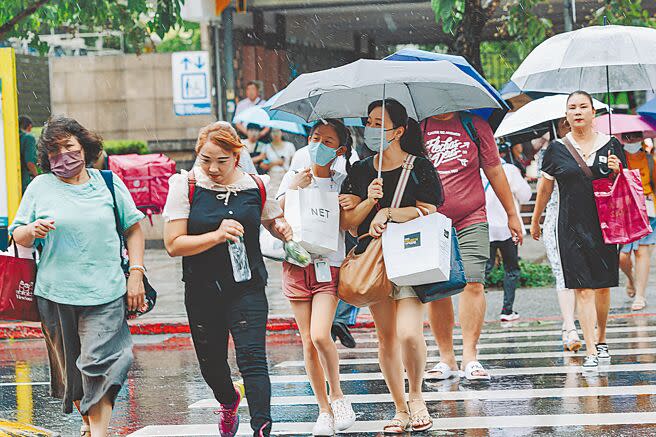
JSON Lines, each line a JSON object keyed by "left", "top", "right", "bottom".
{"left": 172, "top": 51, "right": 212, "bottom": 116}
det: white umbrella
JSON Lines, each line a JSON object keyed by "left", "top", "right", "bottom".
{"left": 494, "top": 94, "right": 608, "bottom": 139}
{"left": 270, "top": 59, "right": 501, "bottom": 122}
{"left": 511, "top": 25, "right": 656, "bottom": 94}
{"left": 232, "top": 106, "right": 307, "bottom": 136}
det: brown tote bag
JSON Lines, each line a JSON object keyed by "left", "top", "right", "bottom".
{"left": 338, "top": 156, "right": 416, "bottom": 307}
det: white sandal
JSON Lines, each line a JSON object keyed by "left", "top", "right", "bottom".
{"left": 425, "top": 362, "right": 456, "bottom": 381}
{"left": 460, "top": 361, "right": 491, "bottom": 381}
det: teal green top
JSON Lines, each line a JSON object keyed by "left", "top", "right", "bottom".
{"left": 19, "top": 131, "right": 38, "bottom": 193}
{"left": 9, "top": 169, "right": 144, "bottom": 306}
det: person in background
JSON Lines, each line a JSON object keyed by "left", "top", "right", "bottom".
{"left": 534, "top": 119, "right": 582, "bottom": 352}
{"left": 482, "top": 160, "right": 532, "bottom": 321}
{"left": 287, "top": 129, "right": 361, "bottom": 349}
{"left": 531, "top": 90, "right": 625, "bottom": 373}
{"left": 276, "top": 119, "right": 356, "bottom": 436}
{"left": 505, "top": 143, "right": 528, "bottom": 178}
{"left": 260, "top": 129, "right": 297, "bottom": 173}
{"left": 242, "top": 124, "right": 270, "bottom": 174}
{"left": 235, "top": 81, "right": 270, "bottom": 139}
{"left": 163, "top": 122, "right": 292, "bottom": 437}
{"left": 10, "top": 116, "right": 146, "bottom": 437}
{"left": 422, "top": 111, "right": 523, "bottom": 382}
{"left": 19, "top": 115, "right": 39, "bottom": 193}
{"left": 619, "top": 131, "right": 656, "bottom": 311}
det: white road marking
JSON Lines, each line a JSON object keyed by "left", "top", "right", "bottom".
{"left": 189, "top": 384, "right": 656, "bottom": 408}
{"left": 277, "top": 347, "right": 656, "bottom": 368}
{"left": 127, "top": 411, "right": 656, "bottom": 435}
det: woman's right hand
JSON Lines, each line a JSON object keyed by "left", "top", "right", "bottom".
{"left": 30, "top": 219, "right": 56, "bottom": 239}
{"left": 214, "top": 219, "right": 244, "bottom": 244}
{"left": 530, "top": 219, "right": 541, "bottom": 241}
{"left": 367, "top": 178, "right": 384, "bottom": 201}
{"left": 290, "top": 168, "right": 312, "bottom": 189}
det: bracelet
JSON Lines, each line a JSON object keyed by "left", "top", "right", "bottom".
{"left": 386, "top": 207, "right": 393, "bottom": 223}
{"left": 129, "top": 265, "right": 146, "bottom": 275}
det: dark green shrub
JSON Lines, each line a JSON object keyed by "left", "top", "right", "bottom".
{"left": 486, "top": 260, "right": 555, "bottom": 288}
{"left": 104, "top": 140, "right": 149, "bottom": 155}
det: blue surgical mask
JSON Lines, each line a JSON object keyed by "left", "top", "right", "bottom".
{"left": 364, "top": 126, "right": 393, "bottom": 152}
{"left": 624, "top": 142, "right": 643, "bottom": 154}
{"left": 308, "top": 141, "right": 338, "bottom": 166}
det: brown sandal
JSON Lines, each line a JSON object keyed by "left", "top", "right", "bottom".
{"left": 408, "top": 399, "right": 433, "bottom": 432}
{"left": 383, "top": 410, "right": 410, "bottom": 434}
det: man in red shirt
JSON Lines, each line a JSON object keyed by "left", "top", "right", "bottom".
{"left": 422, "top": 112, "right": 523, "bottom": 381}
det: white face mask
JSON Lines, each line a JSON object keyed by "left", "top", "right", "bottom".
{"left": 624, "top": 141, "right": 643, "bottom": 154}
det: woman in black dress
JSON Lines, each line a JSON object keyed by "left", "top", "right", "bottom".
{"left": 530, "top": 91, "right": 625, "bottom": 372}
{"left": 341, "top": 99, "right": 444, "bottom": 433}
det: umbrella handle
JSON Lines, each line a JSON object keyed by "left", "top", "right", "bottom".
{"left": 378, "top": 84, "right": 386, "bottom": 179}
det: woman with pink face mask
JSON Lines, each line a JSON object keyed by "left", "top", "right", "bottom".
{"left": 10, "top": 116, "right": 146, "bottom": 437}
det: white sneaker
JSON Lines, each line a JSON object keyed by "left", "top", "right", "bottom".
{"left": 596, "top": 343, "right": 611, "bottom": 361}
{"left": 331, "top": 397, "right": 356, "bottom": 431}
{"left": 500, "top": 312, "right": 519, "bottom": 322}
{"left": 312, "top": 412, "right": 334, "bottom": 436}
{"left": 582, "top": 355, "right": 599, "bottom": 373}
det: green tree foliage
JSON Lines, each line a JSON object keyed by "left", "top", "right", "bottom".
{"left": 591, "top": 0, "right": 656, "bottom": 27}
{"left": 0, "top": 0, "right": 184, "bottom": 53}
{"left": 431, "top": 0, "right": 552, "bottom": 73}
{"left": 156, "top": 21, "right": 201, "bottom": 53}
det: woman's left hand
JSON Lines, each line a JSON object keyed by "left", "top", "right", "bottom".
{"left": 274, "top": 218, "right": 293, "bottom": 242}
{"left": 369, "top": 209, "right": 388, "bottom": 238}
{"left": 126, "top": 272, "right": 146, "bottom": 312}
{"left": 608, "top": 154, "right": 621, "bottom": 173}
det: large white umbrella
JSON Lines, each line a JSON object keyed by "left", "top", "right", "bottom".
{"left": 494, "top": 94, "right": 608, "bottom": 139}
{"left": 270, "top": 59, "right": 501, "bottom": 122}
{"left": 511, "top": 25, "right": 656, "bottom": 94}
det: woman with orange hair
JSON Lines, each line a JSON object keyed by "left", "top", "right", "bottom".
{"left": 163, "top": 122, "right": 292, "bottom": 437}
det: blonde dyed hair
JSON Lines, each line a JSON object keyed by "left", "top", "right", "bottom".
{"left": 195, "top": 121, "right": 244, "bottom": 155}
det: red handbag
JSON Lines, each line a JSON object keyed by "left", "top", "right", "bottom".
{"left": 562, "top": 137, "right": 652, "bottom": 245}
{"left": 593, "top": 168, "right": 652, "bottom": 244}
{"left": 0, "top": 241, "right": 40, "bottom": 322}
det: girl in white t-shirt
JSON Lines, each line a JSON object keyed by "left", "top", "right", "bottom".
{"left": 276, "top": 119, "right": 357, "bottom": 436}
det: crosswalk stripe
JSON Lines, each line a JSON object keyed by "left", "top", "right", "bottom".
{"left": 263, "top": 362, "right": 656, "bottom": 383}
{"left": 276, "top": 347, "right": 656, "bottom": 367}
{"left": 338, "top": 335, "right": 656, "bottom": 354}
{"left": 189, "top": 384, "right": 656, "bottom": 408}
{"left": 347, "top": 324, "right": 656, "bottom": 342}
{"left": 127, "top": 411, "right": 656, "bottom": 436}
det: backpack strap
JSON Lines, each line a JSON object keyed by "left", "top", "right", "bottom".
{"left": 390, "top": 155, "right": 416, "bottom": 208}
{"left": 100, "top": 170, "right": 127, "bottom": 266}
{"left": 459, "top": 112, "right": 481, "bottom": 151}
{"left": 647, "top": 152, "right": 656, "bottom": 194}
{"left": 187, "top": 169, "right": 197, "bottom": 203}
{"left": 249, "top": 173, "right": 267, "bottom": 210}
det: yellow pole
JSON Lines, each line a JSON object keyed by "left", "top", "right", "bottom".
{"left": 0, "top": 47, "right": 21, "bottom": 225}
{"left": 15, "top": 361, "right": 33, "bottom": 425}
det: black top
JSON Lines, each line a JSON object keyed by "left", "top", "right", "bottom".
{"left": 341, "top": 155, "right": 444, "bottom": 254}
{"left": 183, "top": 185, "right": 267, "bottom": 294}
{"left": 541, "top": 136, "right": 627, "bottom": 289}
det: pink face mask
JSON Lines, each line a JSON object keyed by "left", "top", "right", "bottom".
{"left": 49, "top": 150, "right": 85, "bottom": 178}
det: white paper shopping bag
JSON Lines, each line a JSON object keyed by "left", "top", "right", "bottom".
{"left": 382, "top": 212, "right": 452, "bottom": 286}
{"left": 284, "top": 188, "right": 340, "bottom": 255}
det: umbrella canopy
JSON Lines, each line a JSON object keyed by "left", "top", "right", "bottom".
{"left": 384, "top": 48, "right": 509, "bottom": 121}
{"left": 637, "top": 96, "right": 656, "bottom": 123}
{"left": 270, "top": 59, "right": 501, "bottom": 122}
{"left": 262, "top": 91, "right": 363, "bottom": 127}
{"left": 495, "top": 94, "right": 608, "bottom": 139}
{"left": 511, "top": 25, "right": 656, "bottom": 94}
{"left": 594, "top": 114, "right": 656, "bottom": 137}
{"left": 232, "top": 106, "right": 307, "bottom": 135}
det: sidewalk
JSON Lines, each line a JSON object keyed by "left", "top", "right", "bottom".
{"left": 2, "top": 244, "right": 655, "bottom": 339}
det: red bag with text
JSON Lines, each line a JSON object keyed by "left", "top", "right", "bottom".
{"left": 594, "top": 168, "right": 652, "bottom": 244}
{"left": 0, "top": 242, "right": 39, "bottom": 322}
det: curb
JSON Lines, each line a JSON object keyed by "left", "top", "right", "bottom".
{"left": 2, "top": 312, "right": 654, "bottom": 340}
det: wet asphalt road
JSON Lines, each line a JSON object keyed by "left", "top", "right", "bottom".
{"left": 3, "top": 316, "right": 656, "bottom": 436}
